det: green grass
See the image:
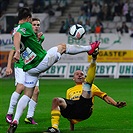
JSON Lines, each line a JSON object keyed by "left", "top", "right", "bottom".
{"left": 0, "top": 78, "right": 133, "bottom": 133}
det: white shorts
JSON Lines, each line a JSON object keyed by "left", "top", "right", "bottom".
{"left": 15, "top": 68, "right": 25, "bottom": 85}
{"left": 25, "top": 47, "right": 61, "bottom": 88}
{"left": 15, "top": 68, "right": 39, "bottom": 87}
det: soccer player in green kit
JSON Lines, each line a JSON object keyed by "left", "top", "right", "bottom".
{"left": 6, "top": 18, "right": 44, "bottom": 125}
{"left": 7, "top": 7, "right": 100, "bottom": 133}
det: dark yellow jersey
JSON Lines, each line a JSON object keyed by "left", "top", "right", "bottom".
{"left": 66, "top": 84, "right": 107, "bottom": 104}
{"left": 66, "top": 84, "right": 107, "bottom": 124}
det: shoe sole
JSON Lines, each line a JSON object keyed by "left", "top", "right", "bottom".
{"left": 24, "top": 121, "right": 31, "bottom": 124}
{"left": 43, "top": 131, "right": 60, "bottom": 133}
{"left": 24, "top": 121, "right": 38, "bottom": 125}
{"left": 7, "top": 125, "right": 17, "bottom": 133}
{"left": 43, "top": 132, "right": 59, "bottom": 133}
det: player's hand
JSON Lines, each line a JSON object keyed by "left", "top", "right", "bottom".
{"left": 6, "top": 67, "right": 13, "bottom": 76}
{"left": 13, "top": 50, "right": 20, "bottom": 62}
{"left": 116, "top": 101, "right": 126, "bottom": 108}
{"left": 37, "top": 32, "right": 43, "bottom": 40}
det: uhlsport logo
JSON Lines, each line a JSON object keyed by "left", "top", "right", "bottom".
{"left": 25, "top": 81, "right": 34, "bottom": 84}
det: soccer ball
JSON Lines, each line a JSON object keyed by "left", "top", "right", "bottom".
{"left": 69, "top": 24, "right": 85, "bottom": 40}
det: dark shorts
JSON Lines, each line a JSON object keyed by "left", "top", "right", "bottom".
{"left": 60, "top": 96, "right": 93, "bottom": 120}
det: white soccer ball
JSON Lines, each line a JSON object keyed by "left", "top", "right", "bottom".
{"left": 69, "top": 24, "right": 85, "bottom": 40}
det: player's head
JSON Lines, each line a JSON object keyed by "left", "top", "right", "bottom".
{"left": 18, "top": 7, "right": 32, "bottom": 22}
{"left": 32, "top": 18, "right": 40, "bottom": 33}
{"left": 73, "top": 70, "right": 85, "bottom": 85}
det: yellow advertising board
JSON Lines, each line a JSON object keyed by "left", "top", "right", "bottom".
{"left": 88, "top": 50, "right": 133, "bottom": 62}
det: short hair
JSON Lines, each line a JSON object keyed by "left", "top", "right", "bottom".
{"left": 18, "top": 7, "right": 32, "bottom": 20}
{"left": 32, "top": 18, "right": 40, "bottom": 22}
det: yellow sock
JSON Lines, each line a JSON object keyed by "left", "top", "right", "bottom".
{"left": 51, "top": 110, "right": 61, "bottom": 129}
{"left": 85, "top": 63, "right": 96, "bottom": 84}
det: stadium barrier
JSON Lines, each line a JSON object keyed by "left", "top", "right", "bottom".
{"left": 39, "top": 62, "right": 133, "bottom": 79}
{"left": 0, "top": 33, "right": 133, "bottom": 78}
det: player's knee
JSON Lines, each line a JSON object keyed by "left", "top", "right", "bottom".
{"left": 52, "top": 98, "right": 60, "bottom": 109}
{"left": 52, "top": 98, "right": 59, "bottom": 103}
{"left": 34, "top": 87, "right": 40, "bottom": 95}
{"left": 16, "top": 83, "right": 25, "bottom": 94}
{"left": 53, "top": 97, "right": 59, "bottom": 103}
{"left": 57, "top": 43, "right": 66, "bottom": 54}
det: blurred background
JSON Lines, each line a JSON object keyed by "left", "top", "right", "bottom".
{"left": 0, "top": 0, "right": 133, "bottom": 79}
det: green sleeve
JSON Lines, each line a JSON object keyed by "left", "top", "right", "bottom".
{"left": 39, "top": 34, "right": 45, "bottom": 45}
{"left": 12, "top": 46, "right": 15, "bottom": 50}
{"left": 17, "top": 22, "right": 34, "bottom": 37}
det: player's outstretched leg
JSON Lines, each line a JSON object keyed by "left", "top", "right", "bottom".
{"left": 88, "top": 41, "right": 100, "bottom": 55}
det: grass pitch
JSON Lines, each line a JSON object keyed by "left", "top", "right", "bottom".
{"left": 0, "top": 78, "right": 133, "bottom": 133}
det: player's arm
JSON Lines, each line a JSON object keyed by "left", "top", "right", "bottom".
{"left": 103, "top": 95, "right": 126, "bottom": 108}
{"left": 13, "top": 32, "right": 21, "bottom": 61}
{"left": 6, "top": 49, "right": 15, "bottom": 75}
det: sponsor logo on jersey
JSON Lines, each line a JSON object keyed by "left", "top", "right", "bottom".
{"left": 25, "top": 81, "right": 34, "bottom": 84}
{"left": 21, "top": 47, "right": 36, "bottom": 64}
{"left": 20, "top": 28, "right": 26, "bottom": 34}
